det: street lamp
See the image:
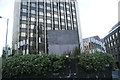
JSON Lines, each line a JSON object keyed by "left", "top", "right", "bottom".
{"left": 0, "top": 16, "right": 9, "bottom": 58}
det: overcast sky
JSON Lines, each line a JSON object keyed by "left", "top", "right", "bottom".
{"left": 0, "top": 0, "right": 119, "bottom": 56}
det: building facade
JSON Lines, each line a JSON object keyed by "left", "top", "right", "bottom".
{"left": 83, "top": 36, "right": 105, "bottom": 53}
{"left": 12, "top": 0, "right": 83, "bottom": 55}
{"left": 104, "top": 22, "right": 120, "bottom": 68}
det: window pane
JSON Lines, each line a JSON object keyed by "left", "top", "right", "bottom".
{"left": 22, "top": 2, "right": 27, "bottom": 5}
{"left": 47, "top": 13, "right": 51, "bottom": 16}
{"left": 39, "top": 12, "right": 43, "bottom": 15}
{"left": 39, "top": 19, "right": 43, "bottom": 22}
{"left": 22, "top": 8, "right": 27, "bottom": 13}
{"left": 55, "top": 21, "right": 58, "bottom": 24}
{"left": 30, "top": 33, "right": 33, "bottom": 37}
{"left": 21, "top": 24, "right": 26, "bottom": 28}
{"left": 31, "top": 3, "right": 36, "bottom": 7}
{"left": 47, "top": 20, "right": 51, "bottom": 23}
{"left": 54, "top": 14, "right": 58, "bottom": 18}
{"left": 61, "top": 16, "right": 64, "bottom": 19}
{"left": 21, "top": 32, "right": 26, "bottom": 37}
{"left": 115, "top": 32, "right": 118, "bottom": 37}
{"left": 47, "top": 7, "right": 50, "bottom": 10}
{"left": 30, "top": 41, "right": 33, "bottom": 46}
{"left": 67, "top": 17, "right": 70, "bottom": 20}
{"left": 31, "top": 25, "right": 34, "bottom": 29}
{"left": 31, "top": 10, "right": 35, "bottom": 14}
{"left": 22, "top": 16, "right": 27, "bottom": 20}
{"left": 47, "top": 27, "right": 51, "bottom": 30}
{"left": 62, "top": 22, "right": 64, "bottom": 25}
{"left": 31, "top": 17, "right": 35, "bottom": 21}
{"left": 54, "top": 8, "right": 57, "bottom": 11}
{"left": 39, "top": 5, "right": 43, "bottom": 8}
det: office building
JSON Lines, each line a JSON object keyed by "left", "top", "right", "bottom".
{"left": 12, "top": 0, "right": 83, "bottom": 55}
{"left": 104, "top": 22, "right": 120, "bottom": 68}
{"left": 83, "top": 36, "right": 105, "bottom": 53}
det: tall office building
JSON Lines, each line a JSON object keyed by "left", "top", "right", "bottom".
{"left": 12, "top": 0, "right": 83, "bottom": 55}
{"left": 104, "top": 1, "right": 120, "bottom": 68}
{"left": 83, "top": 36, "right": 105, "bottom": 53}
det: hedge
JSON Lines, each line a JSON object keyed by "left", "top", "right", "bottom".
{"left": 2, "top": 53, "right": 65, "bottom": 78}
{"left": 78, "top": 52, "right": 116, "bottom": 72}
{"left": 2, "top": 52, "right": 116, "bottom": 78}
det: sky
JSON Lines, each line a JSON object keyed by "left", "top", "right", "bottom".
{"left": 0, "top": 0, "right": 119, "bottom": 56}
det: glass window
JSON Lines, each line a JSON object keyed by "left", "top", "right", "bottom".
{"left": 22, "top": 2, "right": 27, "bottom": 5}
{"left": 68, "top": 23, "right": 71, "bottom": 26}
{"left": 112, "top": 34, "right": 115, "bottom": 39}
{"left": 54, "top": 14, "right": 58, "bottom": 18}
{"left": 39, "top": 12, "right": 43, "bottom": 15}
{"left": 72, "top": 7, "right": 75, "bottom": 9}
{"left": 30, "top": 33, "right": 33, "bottom": 37}
{"left": 55, "top": 21, "right": 58, "bottom": 24}
{"left": 74, "top": 24, "right": 77, "bottom": 27}
{"left": 54, "top": 2, "right": 57, "bottom": 5}
{"left": 114, "top": 41, "right": 116, "bottom": 45}
{"left": 31, "top": 3, "right": 36, "bottom": 7}
{"left": 61, "top": 10, "right": 64, "bottom": 13}
{"left": 54, "top": 8, "right": 57, "bottom": 11}
{"left": 67, "top": 17, "right": 70, "bottom": 20}
{"left": 73, "top": 12, "right": 75, "bottom": 15}
{"left": 115, "top": 32, "right": 118, "bottom": 37}
{"left": 73, "top": 18, "right": 76, "bottom": 21}
{"left": 22, "top": 8, "right": 27, "bottom": 13}
{"left": 66, "top": 5, "right": 69, "bottom": 8}
{"left": 117, "top": 40, "right": 119, "bottom": 43}
{"left": 31, "top": 17, "right": 35, "bottom": 21}
{"left": 22, "top": 16, "right": 27, "bottom": 20}
{"left": 67, "top": 11, "right": 70, "bottom": 14}
{"left": 30, "top": 41, "right": 33, "bottom": 46}
{"left": 21, "top": 24, "right": 26, "bottom": 28}
{"left": 47, "top": 20, "right": 51, "bottom": 23}
{"left": 21, "top": 32, "right": 26, "bottom": 37}
{"left": 31, "top": 10, "right": 35, "bottom": 14}
{"left": 111, "top": 42, "right": 113, "bottom": 46}
{"left": 61, "top": 16, "right": 64, "bottom": 19}
{"left": 47, "top": 13, "right": 51, "bottom": 16}
{"left": 47, "top": 7, "right": 50, "bottom": 10}
{"left": 110, "top": 36, "right": 112, "bottom": 41}
{"left": 39, "top": 37, "right": 41, "bottom": 43}
{"left": 60, "top": 4, "right": 64, "bottom": 7}
{"left": 31, "top": 25, "right": 34, "bottom": 29}
{"left": 47, "top": 27, "right": 51, "bottom": 30}
{"left": 39, "top": 5, "right": 43, "bottom": 8}
{"left": 61, "top": 22, "right": 64, "bottom": 25}
{"left": 39, "top": 18, "right": 43, "bottom": 22}
{"left": 108, "top": 44, "right": 110, "bottom": 47}
{"left": 55, "top": 27, "right": 58, "bottom": 30}
{"left": 107, "top": 38, "right": 109, "bottom": 42}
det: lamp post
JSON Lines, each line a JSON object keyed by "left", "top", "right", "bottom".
{"left": 0, "top": 16, "right": 9, "bottom": 58}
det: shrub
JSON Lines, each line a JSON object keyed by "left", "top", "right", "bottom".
{"left": 2, "top": 53, "right": 64, "bottom": 78}
{"left": 78, "top": 52, "right": 116, "bottom": 72}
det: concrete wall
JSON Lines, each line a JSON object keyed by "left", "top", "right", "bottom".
{"left": 47, "top": 30, "right": 79, "bottom": 55}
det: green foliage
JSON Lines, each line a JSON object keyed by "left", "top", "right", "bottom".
{"left": 2, "top": 50, "right": 6, "bottom": 59}
{"left": 2, "top": 53, "right": 64, "bottom": 78}
{"left": 71, "top": 46, "right": 80, "bottom": 58}
{"left": 78, "top": 52, "right": 116, "bottom": 72}
{"left": 29, "top": 50, "right": 37, "bottom": 54}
